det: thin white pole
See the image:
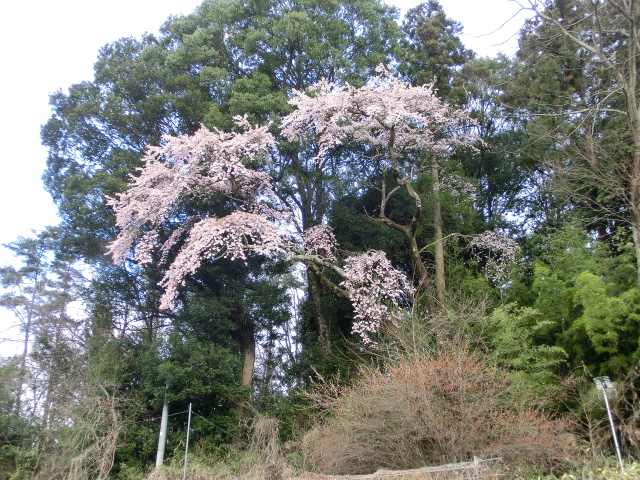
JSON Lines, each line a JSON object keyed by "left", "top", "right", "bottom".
{"left": 602, "top": 388, "right": 624, "bottom": 471}
{"left": 182, "top": 403, "right": 192, "bottom": 480}
{"left": 155, "top": 395, "right": 169, "bottom": 469}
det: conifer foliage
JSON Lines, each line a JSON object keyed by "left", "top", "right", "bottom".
{"left": 8, "top": 1, "right": 640, "bottom": 478}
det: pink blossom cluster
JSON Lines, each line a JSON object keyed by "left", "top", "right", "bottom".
{"left": 158, "top": 212, "right": 281, "bottom": 309}
{"left": 281, "top": 64, "right": 476, "bottom": 168}
{"left": 107, "top": 117, "right": 282, "bottom": 308}
{"left": 133, "top": 230, "right": 159, "bottom": 266}
{"left": 302, "top": 224, "right": 338, "bottom": 262}
{"left": 340, "top": 251, "right": 415, "bottom": 344}
{"left": 438, "top": 174, "right": 477, "bottom": 203}
{"left": 108, "top": 116, "right": 276, "bottom": 264}
{"left": 470, "top": 231, "right": 519, "bottom": 284}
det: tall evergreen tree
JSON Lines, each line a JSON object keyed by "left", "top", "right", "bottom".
{"left": 39, "top": 6, "right": 403, "bottom": 457}
{"left": 398, "top": 0, "right": 474, "bottom": 96}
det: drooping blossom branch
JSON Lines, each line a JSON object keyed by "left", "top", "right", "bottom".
{"left": 470, "top": 231, "right": 520, "bottom": 284}
{"left": 296, "top": 230, "right": 416, "bottom": 342}
{"left": 107, "top": 116, "right": 282, "bottom": 308}
{"left": 108, "top": 116, "right": 278, "bottom": 263}
{"left": 158, "top": 212, "right": 282, "bottom": 309}
{"left": 340, "top": 251, "right": 416, "bottom": 344}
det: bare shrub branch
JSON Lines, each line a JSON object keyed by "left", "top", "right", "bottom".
{"left": 302, "top": 346, "right": 576, "bottom": 475}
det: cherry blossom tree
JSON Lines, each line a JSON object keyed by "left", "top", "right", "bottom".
{"left": 108, "top": 116, "right": 282, "bottom": 309}
{"left": 108, "top": 115, "right": 414, "bottom": 345}
{"left": 281, "top": 65, "right": 480, "bottom": 306}
{"left": 108, "top": 66, "right": 483, "bottom": 347}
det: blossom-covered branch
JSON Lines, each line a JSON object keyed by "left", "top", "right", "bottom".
{"left": 281, "top": 64, "right": 477, "bottom": 171}
{"left": 470, "top": 231, "right": 519, "bottom": 284}
{"left": 302, "top": 224, "right": 338, "bottom": 263}
{"left": 107, "top": 116, "right": 282, "bottom": 308}
{"left": 282, "top": 65, "right": 480, "bottom": 303}
{"left": 108, "top": 117, "right": 415, "bottom": 342}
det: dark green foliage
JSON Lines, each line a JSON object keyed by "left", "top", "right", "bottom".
{"left": 331, "top": 184, "right": 411, "bottom": 260}
{"left": 398, "top": 0, "right": 474, "bottom": 99}
{"left": 8, "top": 0, "right": 640, "bottom": 476}
{"left": 0, "top": 360, "right": 37, "bottom": 478}
{"left": 454, "top": 57, "right": 534, "bottom": 226}
{"left": 489, "top": 303, "right": 569, "bottom": 384}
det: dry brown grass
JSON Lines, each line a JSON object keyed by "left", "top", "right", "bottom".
{"left": 34, "top": 380, "right": 131, "bottom": 480}
{"left": 302, "top": 348, "right": 577, "bottom": 476}
{"left": 248, "top": 414, "right": 282, "bottom": 463}
{"left": 147, "top": 461, "right": 502, "bottom": 480}
{"left": 147, "top": 459, "right": 290, "bottom": 480}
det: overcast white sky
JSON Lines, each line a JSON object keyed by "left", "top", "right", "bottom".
{"left": 0, "top": 0, "right": 530, "bottom": 353}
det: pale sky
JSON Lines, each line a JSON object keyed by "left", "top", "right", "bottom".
{"left": 0, "top": 0, "right": 530, "bottom": 353}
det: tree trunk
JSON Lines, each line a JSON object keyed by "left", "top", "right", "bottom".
{"left": 41, "top": 321, "right": 61, "bottom": 431}
{"left": 307, "top": 269, "right": 332, "bottom": 356}
{"left": 630, "top": 149, "right": 640, "bottom": 288}
{"left": 626, "top": 47, "right": 640, "bottom": 287}
{"left": 286, "top": 150, "right": 333, "bottom": 357}
{"left": 260, "top": 332, "right": 276, "bottom": 398}
{"left": 432, "top": 153, "right": 445, "bottom": 303}
{"left": 238, "top": 324, "right": 256, "bottom": 389}
{"left": 16, "top": 315, "right": 31, "bottom": 415}
{"left": 231, "top": 305, "right": 256, "bottom": 413}
{"left": 231, "top": 307, "right": 255, "bottom": 420}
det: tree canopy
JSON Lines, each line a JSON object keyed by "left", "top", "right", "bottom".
{"left": 4, "top": 1, "right": 640, "bottom": 478}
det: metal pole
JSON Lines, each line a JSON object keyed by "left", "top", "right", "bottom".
{"left": 602, "top": 388, "right": 624, "bottom": 471}
{"left": 182, "top": 403, "right": 192, "bottom": 480}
